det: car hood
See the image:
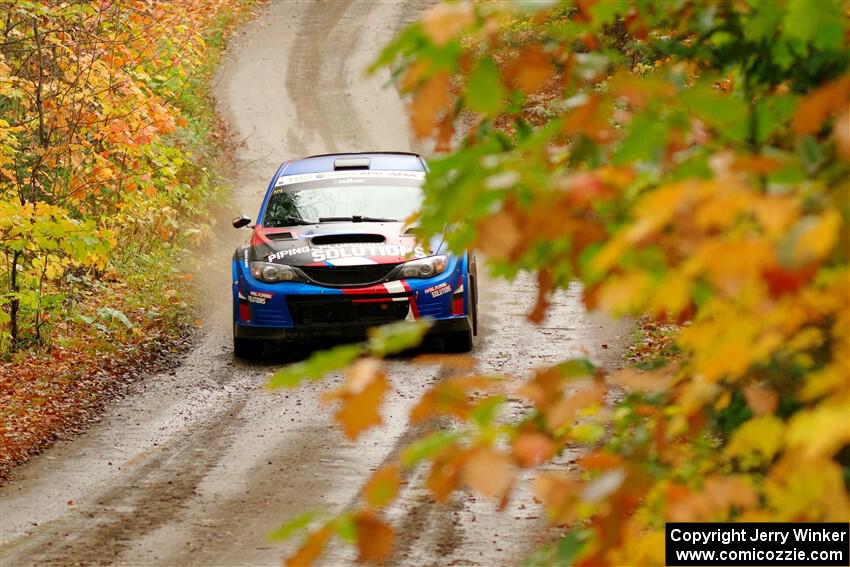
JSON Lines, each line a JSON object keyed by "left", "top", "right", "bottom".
{"left": 248, "top": 222, "right": 444, "bottom": 267}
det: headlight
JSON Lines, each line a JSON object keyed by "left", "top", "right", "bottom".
{"left": 399, "top": 255, "right": 448, "bottom": 279}
{"left": 250, "top": 262, "right": 299, "bottom": 282}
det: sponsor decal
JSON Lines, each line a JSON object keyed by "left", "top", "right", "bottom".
{"left": 424, "top": 282, "right": 451, "bottom": 298}
{"left": 267, "top": 246, "right": 311, "bottom": 262}
{"left": 248, "top": 291, "right": 272, "bottom": 304}
{"left": 266, "top": 243, "right": 427, "bottom": 263}
{"left": 310, "top": 244, "right": 426, "bottom": 262}
{"left": 274, "top": 170, "right": 425, "bottom": 187}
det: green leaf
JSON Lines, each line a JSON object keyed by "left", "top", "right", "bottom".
{"left": 466, "top": 58, "right": 505, "bottom": 117}
{"left": 97, "top": 307, "right": 133, "bottom": 329}
{"left": 745, "top": 0, "right": 784, "bottom": 42}
{"left": 401, "top": 431, "right": 460, "bottom": 467}
{"left": 797, "top": 135, "right": 824, "bottom": 171}
{"left": 333, "top": 514, "right": 357, "bottom": 544}
{"left": 589, "top": 0, "right": 625, "bottom": 29}
{"left": 556, "top": 529, "right": 590, "bottom": 565}
{"left": 471, "top": 395, "right": 505, "bottom": 428}
{"left": 682, "top": 87, "right": 748, "bottom": 143}
{"left": 613, "top": 113, "right": 669, "bottom": 165}
{"left": 367, "top": 320, "right": 431, "bottom": 357}
{"left": 267, "top": 344, "right": 363, "bottom": 389}
{"left": 267, "top": 511, "right": 321, "bottom": 542}
{"left": 754, "top": 95, "right": 799, "bottom": 143}
{"left": 783, "top": 0, "right": 846, "bottom": 51}
{"left": 554, "top": 358, "right": 596, "bottom": 380}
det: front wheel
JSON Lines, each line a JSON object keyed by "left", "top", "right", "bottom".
{"left": 443, "top": 329, "right": 473, "bottom": 353}
{"left": 233, "top": 330, "right": 265, "bottom": 360}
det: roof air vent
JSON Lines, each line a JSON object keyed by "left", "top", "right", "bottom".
{"left": 334, "top": 157, "right": 371, "bottom": 170}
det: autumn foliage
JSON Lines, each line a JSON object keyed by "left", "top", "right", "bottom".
{"left": 0, "top": 0, "right": 256, "bottom": 477}
{"left": 0, "top": 0, "right": 253, "bottom": 352}
{"left": 270, "top": 0, "right": 850, "bottom": 565}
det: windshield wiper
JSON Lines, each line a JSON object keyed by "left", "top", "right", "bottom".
{"left": 268, "top": 216, "right": 317, "bottom": 226}
{"left": 318, "top": 215, "right": 399, "bottom": 223}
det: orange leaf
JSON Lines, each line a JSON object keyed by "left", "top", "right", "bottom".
{"left": 364, "top": 466, "right": 400, "bottom": 510}
{"left": 426, "top": 445, "right": 467, "bottom": 503}
{"left": 354, "top": 512, "right": 394, "bottom": 564}
{"left": 608, "top": 367, "right": 673, "bottom": 394}
{"left": 667, "top": 476, "right": 757, "bottom": 522}
{"left": 528, "top": 269, "right": 553, "bottom": 324}
{"left": 409, "top": 71, "right": 451, "bottom": 138}
{"left": 512, "top": 432, "right": 555, "bottom": 468}
{"left": 412, "top": 354, "right": 474, "bottom": 369}
{"left": 577, "top": 451, "right": 622, "bottom": 471}
{"left": 462, "top": 447, "right": 514, "bottom": 502}
{"left": 743, "top": 385, "right": 778, "bottom": 416}
{"left": 834, "top": 107, "right": 850, "bottom": 159}
{"left": 422, "top": 2, "right": 473, "bottom": 47}
{"left": 324, "top": 359, "right": 389, "bottom": 440}
{"left": 474, "top": 207, "right": 524, "bottom": 261}
{"left": 401, "top": 59, "right": 432, "bottom": 92}
{"left": 410, "top": 376, "right": 499, "bottom": 423}
{"left": 544, "top": 381, "right": 605, "bottom": 432}
{"left": 285, "top": 525, "right": 333, "bottom": 567}
{"left": 562, "top": 93, "right": 612, "bottom": 142}
{"left": 513, "top": 45, "right": 554, "bottom": 94}
{"left": 792, "top": 75, "right": 850, "bottom": 135}
{"left": 533, "top": 471, "right": 580, "bottom": 524}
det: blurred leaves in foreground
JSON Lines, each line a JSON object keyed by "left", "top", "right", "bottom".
{"left": 270, "top": 1, "right": 850, "bottom": 565}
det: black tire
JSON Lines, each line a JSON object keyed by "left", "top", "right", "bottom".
{"left": 234, "top": 334, "right": 265, "bottom": 360}
{"left": 443, "top": 329, "right": 474, "bottom": 353}
{"left": 469, "top": 257, "right": 479, "bottom": 336}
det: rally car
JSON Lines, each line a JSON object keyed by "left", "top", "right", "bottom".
{"left": 231, "top": 152, "right": 478, "bottom": 359}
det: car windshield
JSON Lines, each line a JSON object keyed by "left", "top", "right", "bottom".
{"left": 263, "top": 174, "right": 423, "bottom": 227}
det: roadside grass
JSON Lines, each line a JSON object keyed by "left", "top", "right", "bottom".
{"left": 0, "top": 0, "right": 263, "bottom": 482}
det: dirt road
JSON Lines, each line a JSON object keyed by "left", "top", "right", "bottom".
{"left": 0, "top": 2, "right": 629, "bottom": 565}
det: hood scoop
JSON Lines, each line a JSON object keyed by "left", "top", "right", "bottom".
{"left": 311, "top": 233, "right": 385, "bottom": 246}
{"left": 266, "top": 232, "right": 294, "bottom": 241}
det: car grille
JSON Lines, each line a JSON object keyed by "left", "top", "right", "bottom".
{"left": 299, "top": 264, "right": 399, "bottom": 287}
{"left": 286, "top": 295, "right": 409, "bottom": 325}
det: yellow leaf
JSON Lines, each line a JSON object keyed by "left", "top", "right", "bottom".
{"left": 647, "top": 273, "right": 692, "bottom": 318}
{"left": 786, "top": 403, "right": 850, "bottom": 459}
{"left": 789, "top": 211, "right": 841, "bottom": 266}
{"left": 799, "top": 365, "right": 848, "bottom": 401}
{"left": 765, "top": 457, "right": 850, "bottom": 520}
{"left": 725, "top": 415, "right": 785, "bottom": 464}
{"left": 596, "top": 271, "right": 653, "bottom": 315}
{"left": 753, "top": 195, "right": 800, "bottom": 239}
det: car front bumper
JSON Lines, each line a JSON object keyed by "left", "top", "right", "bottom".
{"left": 233, "top": 254, "right": 472, "bottom": 342}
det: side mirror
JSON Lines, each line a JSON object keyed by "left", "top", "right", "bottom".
{"left": 232, "top": 215, "right": 252, "bottom": 229}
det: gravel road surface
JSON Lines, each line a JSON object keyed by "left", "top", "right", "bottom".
{"left": 0, "top": 2, "right": 629, "bottom": 565}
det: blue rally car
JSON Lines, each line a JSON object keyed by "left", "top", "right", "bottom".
{"left": 231, "top": 152, "right": 478, "bottom": 358}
